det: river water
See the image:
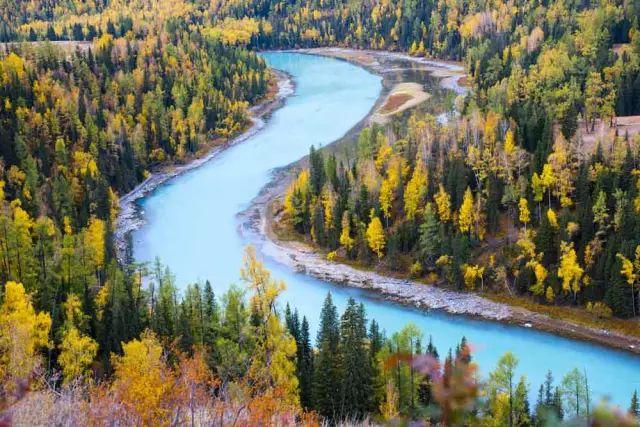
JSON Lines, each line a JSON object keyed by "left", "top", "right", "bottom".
{"left": 132, "top": 52, "right": 640, "bottom": 406}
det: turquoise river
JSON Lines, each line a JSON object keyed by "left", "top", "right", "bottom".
{"left": 132, "top": 52, "right": 640, "bottom": 406}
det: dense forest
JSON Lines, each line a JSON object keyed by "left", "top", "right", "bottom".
{"left": 272, "top": 0, "right": 640, "bottom": 321}
{"left": 1, "top": 0, "right": 640, "bottom": 424}
{"left": 4, "top": 248, "right": 640, "bottom": 425}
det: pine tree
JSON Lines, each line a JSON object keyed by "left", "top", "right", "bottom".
{"left": 314, "top": 292, "right": 341, "bottom": 420}
{"left": 419, "top": 202, "right": 441, "bottom": 267}
{"left": 629, "top": 390, "right": 639, "bottom": 419}
{"left": 339, "top": 298, "right": 374, "bottom": 419}
{"left": 299, "top": 316, "right": 314, "bottom": 409}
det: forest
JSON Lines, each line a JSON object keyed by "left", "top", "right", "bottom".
{"left": 0, "top": 0, "right": 640, "bottom": 425}
{"left": 275, "top": 0, "right": 640, "bottom": 322}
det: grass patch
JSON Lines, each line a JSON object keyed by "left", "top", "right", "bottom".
{"left": 487, "top": 293, "right": 640, "bottom": 338}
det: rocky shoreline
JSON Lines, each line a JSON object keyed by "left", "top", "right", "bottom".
{"left": 241, "top": 48, "right": 640, "bottom": 355}
{"left": 114, "top": 70, "right": 294, "bottom": 263}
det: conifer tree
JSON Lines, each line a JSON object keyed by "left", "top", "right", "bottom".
{"left": 339, "top": 298, "right": 375, "bottom": 419}
{"left": 629, "top": 390, "right": 639, "bottom": 419}
{"left": 314, "top": 292, "right": 341, "bottom": 420}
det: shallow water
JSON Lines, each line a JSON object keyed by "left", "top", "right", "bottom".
{"left": 133, "top": 52, "right": 640, "bottom": 406}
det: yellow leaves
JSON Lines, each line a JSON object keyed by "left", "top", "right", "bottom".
{"left": 1, "top": 53, "right": 26, "bottom": 84}
{"left": 557, "top": 241, "right": 584, "bottom": 299}
{"left": 540, "top": 164, "right": 556, "bottom": 194}
{"left": 366, "top": 212, "right": 386, "bottom": 258}
{"left": 517, "top": 229, "right": 537, "bottom": 260}
{"left": 617, "top": 247, "right": 640, "bottom": 292}
{"left": 0, "top": 282, "right": 51, "bottom": 389}
{"left": 94, "top": 34, "right": 113, "bottom": 51}
{"left": 404, "top": 162, "right": 428, "bottom": 220}
{"left": 203, "top": 17, "right": 264, "bottom": 45}
{"left": 546, "top": 208, "right": 558, "bottom": 228}
{"left": 339, "top": 211, "right": 354, "bottom": 252}
{"left": 503, "top": 130, "right": 515, "bottom": 155}
{"left": 462, "top": 264, "right": 484, "bottom": 290}
{"left": 112, "top": 330, "right": 171, "bottom": 425}
{"left": 545, "top": 286, "right": 555, "bottom": 303}
{"left": 460, "top": 12, "right": 495, "bottom": 40}
{"left": 321, "top": 187, "right": 335, "bottom": 231}
{"left": 63, "top": 294, "right": 86, "bottom": 330}
{"left": 518, "top": 198, "right": 530, "bottom": 226}
{"left": 59, "top": 327, "right": 98, "bottom": 384}
{"left": 85, "top": 217, "right": 106, "bottom": 270}
{"left": 379, "top": 157, "right": 402, "bottom": 220}
{"left": 375, "top": 143, "right": 392, "bottom": 171}
{"left": 527, "top": 260, "right": 547, "bottom": 296}
{"left": 618, "top": 254, "right": 635, "bottom": 285}
{"left": 434, "top": 184, "right": 452, "bottom": 222}
{"left": 458, "top": 187, "right": 475, "bottom": 235}
{"left": 73, "top": 151, "right": 98, "bottom": 178}
{"left": 284, "top": 170, "right": 309, "bottom": 215}
{"left": 240, "top": 247, "right": 299, "bottom": 406}
{"left": 547, "top": 135, "right": 575, "bottom": 208}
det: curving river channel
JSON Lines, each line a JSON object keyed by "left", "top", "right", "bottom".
{"left": 132, "top": 52, "right": 640, "bottom": 406}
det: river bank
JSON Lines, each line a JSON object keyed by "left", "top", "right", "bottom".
{"left": 243, "top": 48, "right": 640, "bottom": 355}
{"left": 114, "top": 70, "right": 294, "bottom": 263}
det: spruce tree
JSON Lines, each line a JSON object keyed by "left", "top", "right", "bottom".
{"left": 629, "top": 390, "right": 639, "bottom": 419}
{"left": 314, "top": 293, "right": 341, "bottom": 420}
{"left": 339, "top": 299, "right": 375, "bottom": 419}
{"left": 299, "top": 316, "right": 314, "bottom": 410}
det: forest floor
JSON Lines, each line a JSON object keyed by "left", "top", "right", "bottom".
{"left": 245, "top": 48, "right": 640, "bottom": 355}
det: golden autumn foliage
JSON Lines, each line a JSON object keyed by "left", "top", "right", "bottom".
{"left": 458, "top": 187, "right": 475, "bottom": 235}
{"left": 204, "top": 17, "right": 269, "bottom": 45}
{"left": 111, "top": 330, "right": 173, "bottom": 425}
{"left": 58, "top": 328, "right": 98, "bottom": 385}
{"left": 339, "top": 211, "right": 354, "bottom": 251}
{"left": 434, "top": 184, "right": 452, "bottom": 222}
{"left": 0, "top": 282, "right": 51, "bottom": 393}
{"left": 366, "top": 213, "right": 386, "bottom": 258}
{"left": 557, "top": 242, "right": 584, "bottom": 300}
{"left": 241, "top": 247, "right": 299, "bottom": 407}
{"left": 403, "top": 160, "right": 428, "bottom": 220}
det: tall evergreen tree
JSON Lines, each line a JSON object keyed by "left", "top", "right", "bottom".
{"left": 298, "top": 316, "right": 314, "bottom": 410}
{"left": 339, "top": 299, "right": 375, "bottom": 419}
{"left": 314, "top": 292, "right": 341, "bottom": 420}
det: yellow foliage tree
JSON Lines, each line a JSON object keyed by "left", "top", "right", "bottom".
{"left": 58, "top": 294, "right": 98, "bottom": 384}
{"left": 458, "top": 187, "right": 475, "bottom": 235}
{"left": 518, "top": 198, "right": 530, "bottom": 229}
{"left": 59, "top": 328, "right": 98, "bottom": 384}
{"left": 546, "top": 208, "right": 559, "bottom": 228}
{"left": 617, "top": 246, "right": 640, "bottom": 317}
{"left": 85, "top": 216, "right": 106, "bottom": 270}
{"left": 0, "top": 281, "right": 51, "bottom": 392}
{"left": 366, "top": 212, "right": 386, "bottom": 258}
{"left": 404, "top": 162, "right": 428, "bottom": 220}
{"left": 545, "top": 286, "right": 555, "bottom": 303}
{"left": 557, "top": 242, "right": 584, "bottom": 302}
{"left": 434, "top": 184, "right": 452, "bottom": 222}
{"left": 112, "top": 330, "right": 172, "bottom": 425}
{"left": 462, "top": 264, "right": 485, "bottom": 290}
{"left": 339, "top": 211, "right": 354, "bottom": 252}
{"left": 241, "top": 247, "right": 299, "bottom": 406}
